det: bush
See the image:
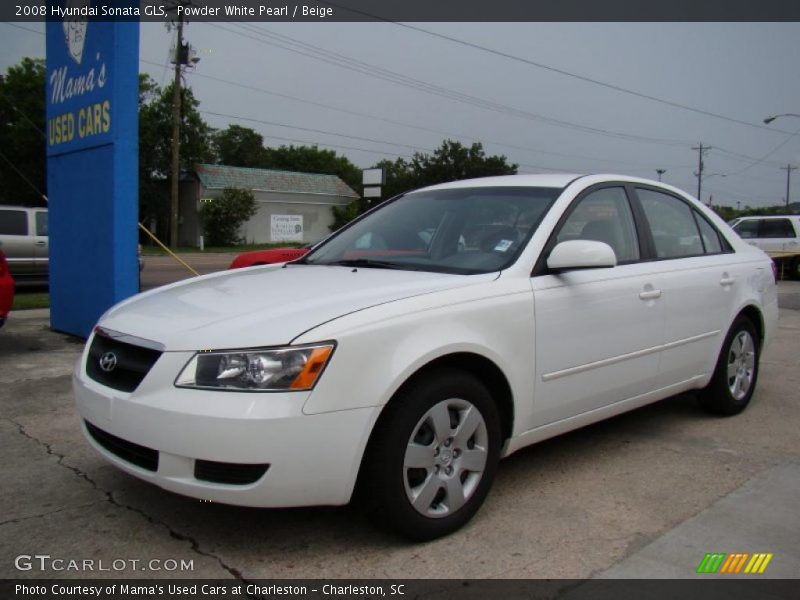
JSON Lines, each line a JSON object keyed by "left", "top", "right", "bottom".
{"left": 200, "top": 187, "right": 257, "bottom": 246}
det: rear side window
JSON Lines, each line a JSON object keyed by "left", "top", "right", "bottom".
{"left": 758, "top": 218, "right": 795, "bottom": 238}
{"left": 637, "top": 189, "right": 704, "bottom": 258}
{"left": 35, "top": 211, "right": 48, "bottom": 236}
{"left": 0, "top": 209, "right": 28, "bottom": 235}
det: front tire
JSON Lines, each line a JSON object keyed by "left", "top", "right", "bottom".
{"left": 360, "top": 369, "right": 501, "bottom": 541}
{"left": 698, "top": 316, "right": 760, "bottom": 416}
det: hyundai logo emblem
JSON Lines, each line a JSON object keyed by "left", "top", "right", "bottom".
{"left": 99, "top": 352, "right": 118, "bottom": 373}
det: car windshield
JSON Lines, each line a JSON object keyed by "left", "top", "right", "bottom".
{"left": 304, "top": 186, "right": 562, "bottom": 274}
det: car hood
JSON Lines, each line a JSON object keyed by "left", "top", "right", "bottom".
{"left": 100, "top": 264, "right": 496, "bottom": 351}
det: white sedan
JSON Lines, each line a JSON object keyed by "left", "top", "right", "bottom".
{"left": 74, "top": 174, "right": 778, "bottom": 540}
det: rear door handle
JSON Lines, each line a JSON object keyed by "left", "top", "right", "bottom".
{"left": 720, "top": 277, "right": 736, "bottom": 286}
{"left": 35, "top": 241, "right": 46, "bottom": 247}
{"left": 639, "top": 289, "right": 662, "bottom": 300}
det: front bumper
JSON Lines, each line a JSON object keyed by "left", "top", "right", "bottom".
{"left": 73, "top": 349, "right": 380, "bottom": 507}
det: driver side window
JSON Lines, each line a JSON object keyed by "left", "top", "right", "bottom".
{"left": 556, "top": 187, "right": 640, "bottom": 263}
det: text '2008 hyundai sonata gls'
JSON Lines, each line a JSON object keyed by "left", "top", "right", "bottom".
{"left": 74, "top": 174, "right": 777, "bottom": 540}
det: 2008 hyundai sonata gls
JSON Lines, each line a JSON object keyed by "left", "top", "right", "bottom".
{"left": 74, "top": 174, "right": 777, "bottom": 540}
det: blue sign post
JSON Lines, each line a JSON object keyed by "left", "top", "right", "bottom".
{"left": 46, "top": 11, "right": 140, "bottom": 337}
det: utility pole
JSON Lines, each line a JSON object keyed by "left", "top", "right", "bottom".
{"left": 692, "top": 143, "right": 711, "bottom": 202}
{"left": 782, "top": 164, "right": 797, "bottom": 208}
{"left": 169, "top": 14, "right": 184, "bottom": 249}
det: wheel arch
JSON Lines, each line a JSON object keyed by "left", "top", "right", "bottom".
{"left": 402, "top": 353, "right": 515, "bottom": 443}
{"left": 736, "top": 304, "right": 765, "bottom": 349}
{"left": 353, "top": 351, "right": 514, "bottom": 510}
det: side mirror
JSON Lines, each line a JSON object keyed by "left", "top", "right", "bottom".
{"left": 547, "top": 240, "right": 617, "bottom": 271}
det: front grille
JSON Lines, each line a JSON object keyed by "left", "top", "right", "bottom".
{"left": 194, "top": 460, "right": 269, "bottom": 485}
{"left": 86, "top": 331, "right": 162, "bottom": 393}
{"left": 85, "top": 421, "right": 159, "bottom": 472}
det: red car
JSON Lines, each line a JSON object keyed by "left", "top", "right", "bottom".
{"left": 0, "top": 249, "right": 14, "bottom": 328}
{"left": 229, "top": 245, "right": 310, "bottom": 269}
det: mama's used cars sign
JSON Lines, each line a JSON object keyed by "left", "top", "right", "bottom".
{"left": 46, "top": 2, "right": 140, "bottom": 337}
{"left": 47, "top": 3, "right": 115, "bottom": 153}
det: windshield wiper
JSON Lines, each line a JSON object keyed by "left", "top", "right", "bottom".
{"left": 323, "top": 258, "right": 423, "bottom": 271}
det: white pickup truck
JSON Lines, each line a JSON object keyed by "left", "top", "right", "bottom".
{"left": 0, "top": 205, "right": 48, "bottom": 286}
{"left": 730, "top": 215, "right": 800, "bottom": 279}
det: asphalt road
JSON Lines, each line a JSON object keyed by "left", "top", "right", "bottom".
{"left": 0, "top": 286, "right": 798, "bottom": 582}
{"left": 139, "top": 253, "right": 238, "bottom": 291}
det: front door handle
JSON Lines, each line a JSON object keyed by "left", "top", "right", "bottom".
{"left": 720, "top": 276, "right": 736, "bottom": 286}
{"left": 639, "top": 289, "right": 662, "bottom": 300}
{"left": 35, "top": 241, "right": 46, "bottom": 247}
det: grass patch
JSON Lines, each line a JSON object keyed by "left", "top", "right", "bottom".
{"left": 12, "top": 292, "right": 50, "bottom": 311}
{"left": 141, "top": 242, "right": 304, "bottom": 255}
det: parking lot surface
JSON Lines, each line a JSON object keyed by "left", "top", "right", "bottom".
{"left": 1, "top": 283, "right": 798, "bottom": 580}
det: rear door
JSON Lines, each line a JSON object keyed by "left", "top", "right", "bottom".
{"left": 633, "top": 186, "right": 741, "bottom": 388}
{"left": 33, "top": 209, "right": 49, "bottom": 276}
{"left": 0, "top": 208, "right": 33, "bottom": 278}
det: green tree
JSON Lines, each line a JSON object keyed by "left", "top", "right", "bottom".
{"left": 0, "top": 58, "right": 46, "bottom": 206}
{"left": 381, "top": 140, "right": 516, "bottom": 199}
{"left": 214, "top": 124, "right": 269, "bottom": 167}
{"left": 199, "top": 187, "right": 257, "bottom": 246}
{"left": 411, "top": 139, "right": 517, "bottom": 187}
{"left": 138, "top": 78, "right": 215, "bottom": 235}
{"left": 137, "top": 74, "right": 165, "bottom": 231}
{"left": 374, "top": 156, "right": 414, "bottom": 200}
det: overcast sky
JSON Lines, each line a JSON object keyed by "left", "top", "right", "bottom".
{"left": 3, "top": 21, "right": 799, "bottom": 208}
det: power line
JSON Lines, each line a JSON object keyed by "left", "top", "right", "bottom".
{"left": 317, "top": 6, "right": 795, "bottom": 137}
{"left": 728, "top": 127, "right": 800, "bottom": 175}
{"left": 207, "top": 22, "right": 692, "bottom": 149}
{"left": 204, "top": 110, "right": 578, "bottom": 174}
{"left": 0, "top": 150, "right": 47, "bottom": 202}
{"left": 1, "top": 22, "right": 44, "bottom": 36}
{"left": 201, "top": 110, "right": 434, "bottom": 153}
{"left": 152, "top": 59, "right": 683, "bottom": 171}
{"left": 202, "top": 109, "right": 653, "bottom": 174}
{"left": 244, "top": 23, "right": 696, "bottom": 147}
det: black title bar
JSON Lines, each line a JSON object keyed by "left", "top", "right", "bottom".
{"left": 5, "top": 0, "right": 800, "bottom": 22}
{"left": 2, "top": 579, "right": 799, "bottom": 600}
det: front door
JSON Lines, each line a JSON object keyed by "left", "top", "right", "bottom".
{"left": 530, "top": 186, "right": 663, "bottom": 427}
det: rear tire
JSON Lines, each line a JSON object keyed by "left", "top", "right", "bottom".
{"left": 698, "top": 316, "right": 760, "bottom": 416}
{"left": 359, "top": 369, "right": 501, "bottom": 541}
{"left": 791, "top": 257, "right": 800, "bottom": 281}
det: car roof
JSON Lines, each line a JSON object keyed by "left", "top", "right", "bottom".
{"left": 412, "top": 173, "right": 693, "bottom": 195}
{"left": 735, "top": 215, "right": 799, "bottom": 220}
{"left": 414, "top": 174, "right": 584, "bottom": 192}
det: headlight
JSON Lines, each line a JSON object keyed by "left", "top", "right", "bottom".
{"left": 175, "top": 343, "right": 335, "bottom": 392}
